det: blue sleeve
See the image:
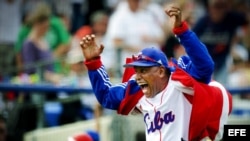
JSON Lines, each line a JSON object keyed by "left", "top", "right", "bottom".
{"left": 88, "top": 65, "right": 127, "bottom": 110}
{"left": 176, "top": 30, "right": 214, "bottom": 84}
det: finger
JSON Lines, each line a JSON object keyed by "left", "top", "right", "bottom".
{"left": 166, "top": 10, "right": 180, "bottom": 17}
{"left": 82, "top": 36, "right": 86, "bottom": 42}
{"left": 80, "top": 41, "right": 86, "bottom": 49}
{"left": 168, "top": 11, "right": 180, "bottom": 17}
{"left": 86, "top": 35, "right": 91, "bottom": 41}
{"left": 90, "top": 34, "right": 96, "bottom": 42}
{"left": 80, "top": 41, "right": 83, "bottom": 48}
{"left": 165, "top": 5, "right": 181, "bottom": 14}
{"left": 99, "top": 44, "right": 105, "bottom": 53}
{"left": 165, "top": 10, "right": 171, "bottom": 17}
{"left": 84, "top": 38, "right": 89, "bottom": 44}
{"left": 167, "top": 8, "right": 180, "bottom": 14}
{"left": 171, "top": 6, "right": 181, "bottom": 11}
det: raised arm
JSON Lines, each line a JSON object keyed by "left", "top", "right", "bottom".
{"left": 80, "top": 35, "right": 126, "bottom": 110}
{"left": 165, "top": 5, "right": 214, "bottom": 84}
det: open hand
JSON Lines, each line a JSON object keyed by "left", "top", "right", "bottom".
{"left": 80, "top": 34, "right": 104, "bottom": 61}
{"left": 165, "top": 4, "right": 182, "bottom": 28}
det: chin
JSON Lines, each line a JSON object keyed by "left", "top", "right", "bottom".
{"left": 144, "top": 93, "right": 153, "bottom": 98}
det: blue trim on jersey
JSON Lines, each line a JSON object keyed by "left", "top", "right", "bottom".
{"left": 88, "top": 30, "right": 214, "bottom": 110}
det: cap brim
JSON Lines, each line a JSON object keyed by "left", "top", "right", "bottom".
{"left": 123, "top": 61, "right": 160, "bottom": 68}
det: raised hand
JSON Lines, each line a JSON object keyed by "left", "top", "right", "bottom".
{"left": 80, "top": 34, "right": 104, "bottom": 61}
{"left": 165, "top": 4, "right": 182, "bottom": 28}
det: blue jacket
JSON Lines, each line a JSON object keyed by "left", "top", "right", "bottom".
{"left": 84, "top": 25, "right": 214, "bottom": 110}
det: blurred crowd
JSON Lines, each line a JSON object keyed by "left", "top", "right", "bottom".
{"left": 0, "top": 0, "right": 250, "bottom": 141}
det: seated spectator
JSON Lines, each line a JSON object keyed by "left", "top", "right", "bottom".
{"left": 15, "top": 1, "right": 71, "bottom": 75}
{"left": 21, "top": 2, "right": 61, "bottom": 84}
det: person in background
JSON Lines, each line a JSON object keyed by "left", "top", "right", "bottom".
{"left": 15, "top": 1, "right": 71, "bottom": 75}
{"left": 70, "top": 10, "right": 115, "bottom": 76}
{"left": 105, "top": 0, "right": 165, "bottom": 76}
{"left": 21, "top": 2, "right": 61, "bottom": 84}
{"left": 227, "top": 0, "right": 250, "bottom": 99}
{"left": 58, "top": 13, "right": 111, "bottom": 123}
{"left": 192, "top": 0, "right": 249, "bottom": 85}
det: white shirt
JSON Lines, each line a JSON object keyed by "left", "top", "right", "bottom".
{"left": 136, "top": 78, "right": 193, "bottom": 141}
{"left": 105, "top": 1, "right": 164, "bottom": 72}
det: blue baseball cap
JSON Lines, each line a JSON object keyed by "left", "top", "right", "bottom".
{"left": 123, "top": 47, "right": 174, "bottom": 71}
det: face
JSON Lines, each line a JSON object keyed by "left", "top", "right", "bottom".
{"left": 36, "top": 19, "right": 50, "bottom": 36}
{"left": 93, "top": 15, "right": 108, "bottom": 36}
{"left": 208, "top": 0, "right": 228, "bottom": 23}
{"left": 134, "top": 66, "right": 166, "bottom": 98}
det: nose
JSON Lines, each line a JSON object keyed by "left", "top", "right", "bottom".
{"left": 135, "top": 72, "right": 142, "bottom": 81}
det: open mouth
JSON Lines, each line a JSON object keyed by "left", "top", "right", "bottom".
{"left": 138, "top": 83, "right": 149, "bottom": 92}
{"left": 138, "top": 82, "right": 150, "bottom": 96}
{"left": 140, "top": 84, "right": 148, "bottom": 89}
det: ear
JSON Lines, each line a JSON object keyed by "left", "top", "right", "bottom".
{"left": 159, "top": 67, "right": 166, "bottom": 78}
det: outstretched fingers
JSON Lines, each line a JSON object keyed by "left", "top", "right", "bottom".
{"left": 80, "top": 34, "right": 96, "bottom": 49}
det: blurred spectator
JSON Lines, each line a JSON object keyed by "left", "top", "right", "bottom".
{"left": 227, "top": 0, "right": 250, "bottom": 98}
{"left": 231, "top": 0, "right": 250, "bottom": 61}
{"left": 70, "top": 10, "right": 115, "bottom": 76}
{"left": 15, "top": 1, "right": 71, "bottom": 75}
{"left": 106, "top": 0, "right": 165, "bottom": 76}
{"left": 20, "top": 0, "right": 45, "bottom": 23}
{"left": 57, "top": 14, "right": 111, "bottom": 123}
{"left": 142, "top": 0, "right": 168, "bottom": 34}
{"left": 85, "top": 0, "right": 106, "bottom": 26}
{"left": 48, "top": 0, "right": 72, "bottom": 32}
{"left": 192, "top": 0, "right": 249, "bottom": 85}
{"left": 21, "top": 2, "right": 62, "bottom": 84}
{"left": 0, "top": 0, "right": 22, "bottom": 80}
{"left": 46, "top": 10, "right": 110, "bottom": 125}
{"left": 228, "top": 44, "right": 250, "bottom": 98}
{"left": 105, "top": 0, "right": 120, "bottom": 14}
